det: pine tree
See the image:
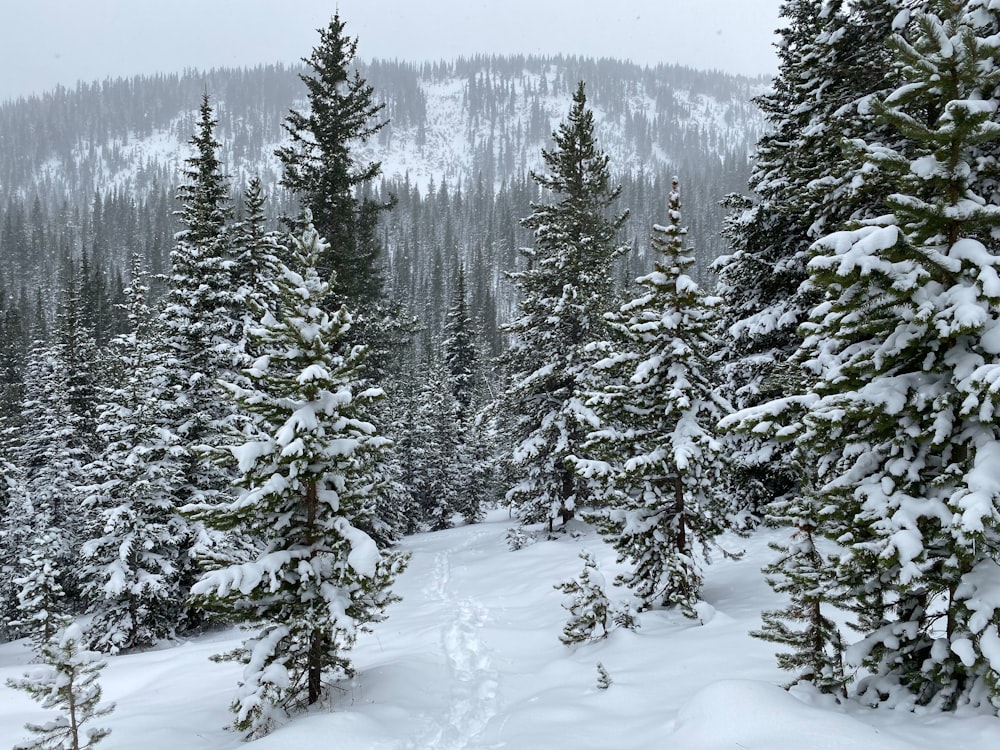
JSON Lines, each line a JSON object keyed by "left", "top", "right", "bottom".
{"left": 229, "top": 177, "right": 278, "bottom": 326}
{"left": 714, "top": 0, "right": 905, "bottom": 519}
{"left": 0, "top": 295, "right": 27, "bottom": 431}
{"left": 738, "top": 0, "right": 1000, "bottom": 708}
{"left": 80, "top": 260, "right": 188, "bottom": 653}
{"left": 12, "top": 339, "right": 93, "bottom": 599}
{"left": 0, "top": 454, "right": 27, "bottom": 638}
{"left": 750, "top": 493, "right": 848, "bottom": 694}
{"left": 443, "top": 264, "right": 479, "bottom": 422}
{"left": 276, "top": 14, "right": 392, "bottom": 332}
{"left": 443, "top": 264, "right": 491, "bottom": 523}
{"left": 187, "top": 216, "right": 406, "bottom": 737}
{"left": 410, "top": 357, "right": 466, "bottom": 530}
{"left": 176, "top": 93, "right": 231, "bottom": 250}
{"left": 501, "top": 81, "right": 628, "bottom": 530}
{"left": 573, "top": 181, "right": 730, "bottom": 615}
{"left": 157, "top": 93, "right": 243, "bottom": 514}
{"left": 7, "top": 623, "right": 115, "bottom": 750}
{"left": 556, "top": 551, "right": 611, "bottom": 644}
{"left": 10, "top": 524, "right": 71, "bottom": 646}
{"left": 150, "top": 94, "right": 249, "bottom": 633}
{"left": 56, "top": 257, "right": 103, "bottom": 447}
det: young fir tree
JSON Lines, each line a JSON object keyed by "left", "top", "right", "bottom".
{"left": 186, "top": 216, "right": 406, "bottom": 738}
{"left": 501, "top": 81, "right": 628, "bottom": 530}
{"left": 7, "top": 623, "right": 115, "bottom": 750}
{"left": 736, "top": 0, "right": 1000, "bottom": 708}
{"left": 573, "top": 181, "right": 730, "bottom": 616}
{"left": 555, "top": 551, "right": 611, "bottom": 644}
{"left": 749, "top": 492, "right": 848, "bottom": 694}
{"left": 10, "top": 525, "right": 71, "bottom": 647}
{"left": 80, "top": 260, "right": 188, "bottom": 653}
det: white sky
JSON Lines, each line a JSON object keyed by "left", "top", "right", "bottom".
{"left": 0, "top": 0, "right": 783, "bottom": 103}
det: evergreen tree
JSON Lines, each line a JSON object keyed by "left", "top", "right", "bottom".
{"left": 410, "top": 357, "right": 466, "bottom": 530}
{"left": 10, "top": 524, "right": 70, "bottom": 647}
{"left": 276, "top": 13, "right": 390, "bottom": 314}
{"left": 714, "top": 0, "right": 904, "bottom": 518}
{"left": 55, "top": 261, "right": 103, "bottom": 455}
{"left": 500, "top": 81, "right": 628, "bottom": 529}
{"left": 229, "top": 177, "right": 278, "bottom": 328}
{"left": 0, "top": 460, "right": 31, "bottom": 640}
{"left": 80, "top": 260, "right": 188, "bottom": 653}
{"left": 442, "top": 264, "right": 492, "bottom": 523}
{"left": 187, "top": 216, "right": 406, "bottom": 738}
{"left": 176, "top": 93, "right": 232, "bottom": 249}
{"left": 12, "top": 339, "right": 93, "bottom": 598}
{"left": 443, "top": 264, "right": 479, "bottom": 421}
{"left": 750, "top": 488, "right": 848, "bottom": 694}
{"left": 158, "top": 93, "right": 239, "bottom": 509}
{"left": 555, "top": 551, "right": 611, "bottom": 644}
{"left": 0, "top": 296, "right": 27, "bottom": 432}
{"left": 736, "top": 0, "right": 1000, "bottom": 708}
{"left": 7, "top": 623, "right": 114, "bottom": 750}
{"left": 573, "top": 180, "right": 730, "bottom": 615}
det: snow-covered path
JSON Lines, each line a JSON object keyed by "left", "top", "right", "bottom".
{"left": 403, "top": 536, "right": 500, "bottom": 749}
{"left": 2, "top": 510, "right": 998, "bottom": 749}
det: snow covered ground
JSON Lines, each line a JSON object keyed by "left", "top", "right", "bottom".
{"left": 2, "top": 510, "right": 998, "bottom": 749}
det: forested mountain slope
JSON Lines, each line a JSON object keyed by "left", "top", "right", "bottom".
{"left": 0, "top": 56, "right": 765, "bottom": 349}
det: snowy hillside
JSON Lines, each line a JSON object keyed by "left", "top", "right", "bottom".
{"left": 2, "top": 59, "right": 764, "bottom": 202}
{"left": 0, "top": 57, "right": 766, "bottom": 352}
{"left": 2, "top": 510, "right": 995, "bottom": 749}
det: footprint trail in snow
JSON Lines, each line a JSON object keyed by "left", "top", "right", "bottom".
{"left": 408, "top": 544, "right": 500, "bottom": 749}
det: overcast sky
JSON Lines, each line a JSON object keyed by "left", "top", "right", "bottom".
{"left": 1, "top": 0, "right": 783, "bottom": 103}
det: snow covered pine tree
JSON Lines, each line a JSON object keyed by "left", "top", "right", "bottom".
{"left": 501, "top": 81, "right": 628, "bottom": 531}
{"left": 186, "top": 215, "right": 406, "bottom": 737}
{"left": 6, "top": 623, "right": 115, "bottom": 750}
{"left": 731, "top": 0, "right": 1000, "bottom": 708}
{"left": 573, "top": 180, "right": 731, "bottom": 617}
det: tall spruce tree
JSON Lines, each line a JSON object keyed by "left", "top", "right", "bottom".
{"left": 442, "top": 264, "right": 489, "bottom": 523}
{"left": 12, "top": 339, "right": 92, "bottom": 600}
{"left": 187, "top": 216, "right": 405, "bottom": 738}
{"left": 276, "top": 14, "right": 390, "bottom": 318}
{"left": 734, "top": 0, "right": 1000, "bottom": 708}
{"left": 500, "top": 81, "right": 628, "bottom": 530}
{"left": 573, "top": 180, "right": 731, "bottom": 616}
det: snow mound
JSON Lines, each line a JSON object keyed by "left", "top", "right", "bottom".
{"left": 670, "top": 680, "right": 913, "bottom": 750}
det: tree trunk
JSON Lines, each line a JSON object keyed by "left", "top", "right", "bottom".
{"left": 308, "top": 629, "right": 323, "bottom": 705}
{"left": 674, "top": 473, "right": 686, "bottom": 555}
{"left": 560, "top": 467, "right": 576, "bottom": 526}
{"left": 305, "top": 480, "right": 323, "bottom": 704}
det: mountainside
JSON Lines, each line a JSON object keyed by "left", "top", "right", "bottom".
{"left": 0, "top": 56, "right": 766, "bottom": 348}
